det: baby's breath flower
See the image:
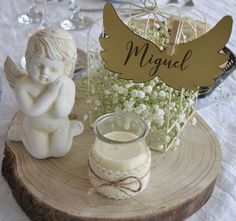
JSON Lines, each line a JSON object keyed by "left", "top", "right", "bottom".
{"left": 157, "top": 119, "right": 164, "bottom": 127}
{"left": 137, "top": 83, "right": 144, "bottom": 87}
{"left": 176, "top": 123, "right": 181, "bottom": 132}
{"left": 174, "top": 138, "right": 181, "bottom": 146}
{"left": 170, "top": 102, "right": 176, "bottom": 108}
{"left": 188, "top": 99, "right": 195, "bottom": 106}
{"left": 158, "top": 145, "right": 164, "bottom": 150}
{"left": 124, "top": 100, "right": 134, "bottom": 112}
{"left": 125, "top": 82, "right": 134, "bottom": 88}
{"left": 124, "top": 100, "right": 130, "bottom": 107}
{"left": 154, "top": 104, "right": 160, "bottom": 111}
{"left": 125, "top": 106, "right": 134, "bottom": 112}
{"left": 156, "top": 108, "right": 165, "bottom": 119}
{"left": 131, "top": 89, "right": 138, "bottom": 97}
{"left": 118, "top": 87, "right": 125, "bottom": 94}
{"left": 144, "top": 86, "right": 153, "bottom": 94}
{"left": 112, "top": 84, "right": 119, "bottom": 91}
{"left": 129, "top": 97, "right": 134, "bottom": 102}
{"left": 139, "top": 104, "right": 147, "bottom": 111}
{"left": 159, "top": 90, "right": 167, "bottom": 97}
{"left": 150, "top": 80, "right": 156, "bottom": 87}
{"left": 179, "top": 113, "right": 186, "bottom": 123}
{"left": 152, "top": 91, "right": 158, "bottom": 99}
{"left": 135, "top": 104, "right": 147, "bottom": 114}
{"left": 138, "top": 90, "right": 145, "bottom": 99}
{"left": 134, "top": 108, "right": 141, "bottom": 114}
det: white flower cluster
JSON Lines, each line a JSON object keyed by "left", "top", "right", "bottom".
{"left": 86, "top": 17, "right": 197, "bottom": 152}
{"left": 86, "top": 63, "right": 197, "bottom": 151}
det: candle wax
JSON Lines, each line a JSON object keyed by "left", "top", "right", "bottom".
{"left": 92, "top": 131, "right": 149, "bottom": 171}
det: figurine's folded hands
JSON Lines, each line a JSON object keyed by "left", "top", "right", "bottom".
{"left": 52, "top": 76, "right": 75, "bottom": 118}
{"left": 15, "top": 77, "right": 63, "bottom": 117}
{"left": 47, "top": 77, "right": 64, "bottom": 94}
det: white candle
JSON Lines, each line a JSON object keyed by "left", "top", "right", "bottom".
{"left": 91, "top": 131, "right": 149, "bottom": 171}
{"left": 88, "top": 112, "right": 151, "bottom": 199}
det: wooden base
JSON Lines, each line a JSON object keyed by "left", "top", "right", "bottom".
{"left": 2, "top": 86, "right": 221, "bottom": 221}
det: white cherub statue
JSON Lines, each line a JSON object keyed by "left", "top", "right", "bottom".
{"left": 5, "top": 27, "right": 84, "bottom": 159}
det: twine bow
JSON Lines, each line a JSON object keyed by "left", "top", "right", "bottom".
{"left": 88, "top": 160, "right": 153, "bottom": 207}
{"left": 88, "top": 162, "right": 143, "bottom": 195}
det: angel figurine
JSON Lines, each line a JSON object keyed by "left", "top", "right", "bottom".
{"left": 5, "top": 27, "right": 84, "bottom": 159}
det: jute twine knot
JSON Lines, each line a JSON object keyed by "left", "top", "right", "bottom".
{"left": 88, "top": 160, "right": 154, "bottom": 207}
{"left": 88, "top": 161, "right": 143, "bottom": 195}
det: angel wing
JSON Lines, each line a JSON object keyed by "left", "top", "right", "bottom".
{"left": 100, "top": 3, "right": 233, "bottom": 90}
{"left": 4, "top": 56, "right": 28, "bottom": 90}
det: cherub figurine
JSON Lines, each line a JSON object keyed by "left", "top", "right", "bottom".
{"left": 5, "top": 27, "right": 84, "bottom": 159}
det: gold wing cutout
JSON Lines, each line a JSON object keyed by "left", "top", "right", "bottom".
{"left": 4, "top": 56, "right": 27, "bottom": 90}
{"left": 100, "top": 3, "right": 233, "bottom": 90}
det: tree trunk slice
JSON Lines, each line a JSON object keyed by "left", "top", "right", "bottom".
{"left": 2, "top": 86, "right": 221, "bottom": 221}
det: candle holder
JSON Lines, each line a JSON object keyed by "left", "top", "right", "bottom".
{"left": 88, "top": 112, "right": 151, "bottom": 199}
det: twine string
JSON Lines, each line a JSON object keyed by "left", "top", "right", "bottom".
{"left": 88, "top": 159, "right": 154, "bottom": 207}
{"left": 88, "top": 160, "right": 143, "bottom": 193}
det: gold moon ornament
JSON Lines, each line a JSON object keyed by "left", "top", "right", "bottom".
{"left": 99, "top": 3, "right": 233, "bottom": 91}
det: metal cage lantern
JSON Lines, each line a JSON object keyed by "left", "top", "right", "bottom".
{"left": 86, "top": 0, "right": 208, "bottom": 152}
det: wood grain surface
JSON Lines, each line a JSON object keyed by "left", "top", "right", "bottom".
{"left": 2, "top": 85, "right": 221, "bottom": 221}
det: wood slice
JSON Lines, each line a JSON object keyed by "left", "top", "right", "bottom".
{"left": 2, "top": 87, "right": 221, "bottom": 221}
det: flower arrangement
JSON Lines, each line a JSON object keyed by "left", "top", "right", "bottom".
{"left": 84, "top": 14, "right": 198, "bottom": 152}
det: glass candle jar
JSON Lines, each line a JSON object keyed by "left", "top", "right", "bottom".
{"left": 88, "top": 112, "right": 151, "bottom": 199}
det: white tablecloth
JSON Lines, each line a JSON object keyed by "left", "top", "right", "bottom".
{"left": 0, "top": 0, "right": 235, "bottom": 220}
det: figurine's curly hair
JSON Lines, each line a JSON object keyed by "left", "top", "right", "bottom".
{"left": 25, "top": 26, "right": 77, "bottom": 78}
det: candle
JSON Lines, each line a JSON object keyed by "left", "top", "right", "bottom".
{"left": 88, "top": 112, "right": 151, "bottom": 199}
{"left": 92, "top": 131, "right": 148, "bottom": 171}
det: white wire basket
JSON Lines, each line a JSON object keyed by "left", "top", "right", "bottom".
{"left": 86, "top": 1, "right": 208, "bottom": 152}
